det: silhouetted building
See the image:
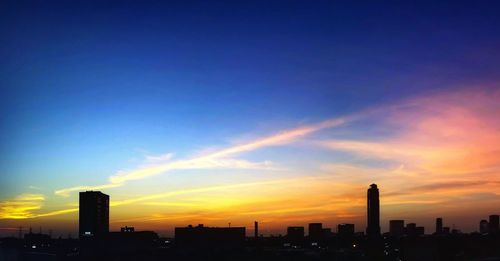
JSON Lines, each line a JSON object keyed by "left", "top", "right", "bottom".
{"left": 406, "top": 223, "right": 417, "bottom": 237}
{"left": 489, "top": 215, "right": 499, "bottom": 234}
{"left": 416, "top": 226, "right": 425, "bottom": 236}
{"left": 366, "top": 184, "right": 380, "bottom": 237}
{"left": 322, "top": 228, "right": 332, "bottom": 237}
{"left": 442, "top": 227, "right": 450, "bottom": 234}
{"left": 436, "top": 218, "right": 443, "bottom": 234}
{"left": 287, "top": 227, "right": 305, "bottom": 243}
{"left": 175, "top": 224, "right": 245, "bottom": 250}
{"left": 480, "top": 219, "right": 489, "bottom": 234}
{"left": 337, "top": 223, "right": 355, "bottom": 237}
{"left": 389, "top": 220, "right": 405, "bottom": 237}
{"left": 79, "top": 191, "right": 109, "bottom": 238}
{"left": 106, "top": 230, "right": 159, "bottom": 258}
{"left": 308, "top": 223, "right": 323, "bottom": 240}
{"left": 121, "top": 226, "right": 135, "bottom": 232}
{"left": 254, "top": 221, "right": 258, "bottom": 238}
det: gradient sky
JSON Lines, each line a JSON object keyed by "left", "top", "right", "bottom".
{"left": 1, "top": 1, "right": 500, "bottom": 237}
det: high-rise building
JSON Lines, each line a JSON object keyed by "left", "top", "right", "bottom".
{"left": 442, "top": 227, "right": 450, "bottom": 234}
{"left": 308, "top": 223, "right": 323, "bottom": 240}
{"left": 79, "top": 191, "right": 109, "bottom": 238}
{"left": 322, "top": 228, "right": 332, "bottom": 237}
{"left": 480, "top": 220, "right": 489, "bottom": 234}
{"left": 489, "top": 215, "right": 499, "bottom": 234}
{"left": 337, "top": 223, "right": 355, "bottom": 237}
{"left": 366, "top": 184, "right": 380, "bottom": 237}
{"left": 389, "top": 220, "right": 405, "bottom": 237}
{"left": 254, "top": 221, "right": 258, "bottom": 238}
{"left": 415, "top": 226, "right": 425, "bottom": 236}
{"left": 287, "top": 227, "right": 305, "bottom": 243}
{"left": 406, "top": 223, "right": 417, "bottom": 237}
{"left": 436, "top": 218, "right": 443, "bottom": 234}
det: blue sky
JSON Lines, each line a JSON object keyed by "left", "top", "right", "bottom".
{"left": 1, "top": 1, "right": 500, "bottom": 235}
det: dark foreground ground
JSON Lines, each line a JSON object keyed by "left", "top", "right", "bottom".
{"left": 1, "top": 233, "right": 500, "bottom": 261}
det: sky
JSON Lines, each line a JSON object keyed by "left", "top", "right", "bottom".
{"left": 1, "top": 0, "right": 500, "bottom": 237}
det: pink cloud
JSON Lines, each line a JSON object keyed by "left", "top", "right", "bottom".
{"left": 318, "top": 87, "right": 500, "bottom": 222}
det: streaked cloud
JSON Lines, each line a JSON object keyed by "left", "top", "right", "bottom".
{"left": 35, "top": 208, "right": 78, "bottom": 218}
{"left": 55, "top": 183, "right": 123, "bottom": 197}
{"left": 144, "top": 153, "right": 174, "bottom": 163}
{"left": 316, "top": 87, "right": 500, "bottom": 218}
{"left": 143, "top": 202, "right": 201, "bottom": 207}
{"left": 110, "top": 176, "right": 326, "bottom": 207}
{"left": 0, "top": 194, "right": 45, "bottom": 219}
{"left": 11, "top": 176, "right": 336, "bottom": 219}
{"left": 55, "top": 117, "right": 347, "bottom": 197}
{"left": 0, "top": 193, "right": 79, "bottom": 219}
{"left": 28, "top": 185, "right": 43, "bottom": 190}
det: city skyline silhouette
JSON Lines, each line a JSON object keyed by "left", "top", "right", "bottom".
{"left": 1, "top": 183, "right": 499, "bottom": 260}
{"left": 4, "top": 184, "right": 499, "bottom": 238}
{"left": 2, "top": 180, "right": 500, "bottom": 238}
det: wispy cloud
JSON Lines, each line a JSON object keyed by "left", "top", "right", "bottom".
{"left": 55, "top": 117, "right": 347, "bottom": 197}
{"left": 55, "top": 183, "right": 123, "bottom": 197}
{"left": 11, "top": 176, "right": 334, "bottom": 219}
{"left": 385, "top": 181, "right": 500, "bottom": 197}
{"left": 0, "top": 194, "right": 45, "bottom": 219}
{"left": 144, "top": 153, "right": 174, "bottom": 163}
{"left": 143, "top": 202, "right": 201, "bottom": 207}
{"left": 35, "top": 208, "right": 78, "bottom": 218}
{"left": 110, "top": 177, "right": 322, "bottom": 207}
{"left": 0, "top": 193, "right": 81, "bottom": 219}
{"left": 316, "top": 87, "right": 500, "bottom": 211}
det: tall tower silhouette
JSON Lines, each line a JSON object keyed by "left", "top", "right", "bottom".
{"left": 254, "top": 221, "right": 258, "bottom": 238}
{"left": 79, "top": 191, "right": 109, "bottom": 238}
{"left": 436, "top": 218, "right": 443, "bottom": 234}
{"left": 366, "top": 184, "right": 380, "bottom": 237}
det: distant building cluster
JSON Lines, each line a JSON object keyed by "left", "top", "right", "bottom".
{"left": 479, "top": 215, "right": 500, "bottom": 234}
{"left": 74, "top": 186, "right": 499, "bottom": 241}
{"left": 2, "top": 184, "right": 499, "bottom": 260}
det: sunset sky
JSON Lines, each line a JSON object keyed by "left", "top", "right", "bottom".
{"left": 1, "top": 1, "right": 500, "bottom": 237}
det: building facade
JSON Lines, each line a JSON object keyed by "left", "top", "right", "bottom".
{"left": 308, "top": 223, "right": 323, "bottom": 240}
{"left": 489, "top": 215, "right": 499, "bottom": 234}
{"left": 79, "top": 191, "right": 109, "bottom": 238}
{"left": 366, "top": 184, "right": 380, "bottom": 237}
{"left": 389, "top": 220, "right": 405, "bottom": 237}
